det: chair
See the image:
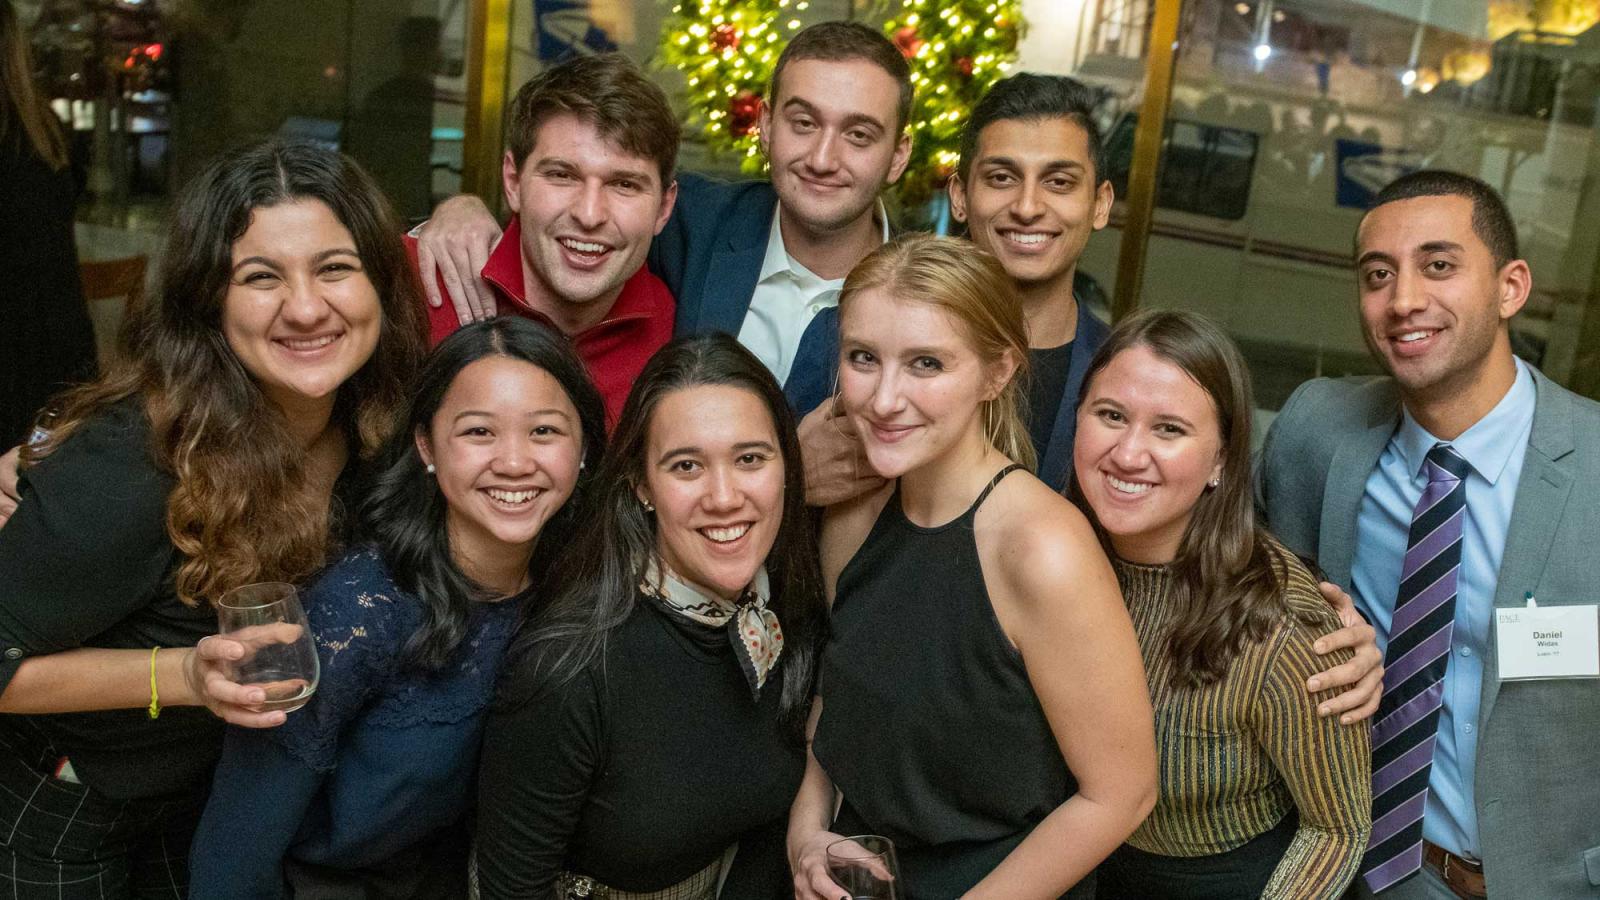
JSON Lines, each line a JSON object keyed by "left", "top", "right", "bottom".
{"left": 78, "top": 255, "right": 147, "bottom": 364}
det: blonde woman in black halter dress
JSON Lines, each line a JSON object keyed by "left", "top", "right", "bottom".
{"left": 787, "top": 234, "right": 1158, "bottom": 899}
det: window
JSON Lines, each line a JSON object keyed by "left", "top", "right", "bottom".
{"left": 1107, "top": 115, "right": 1260, "bottom": 220}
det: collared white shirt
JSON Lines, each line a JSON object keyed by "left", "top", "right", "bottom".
{"left": 736, "top": 202, "right": 890, "bottom": 387}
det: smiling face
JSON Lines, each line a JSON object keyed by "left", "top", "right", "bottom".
{"left": 639, "top": 384, "right": 785, "bottom": 602}
{"left": 1355, "top": 194, "right": 1526, "bottom": 406}
{"left": 416, "top": 355, "right": 585, "bottom": 580}
{"left": 950, "top": 116, "right": 1113, "bottom": 293}
{"left": 222, "top": 199, "right": 383, "bottom": 417}
{"left": 503, "top": 112, "right": 677, "bottom": 330}
{"left": 760, "top": 58, "right": 911, "bottom": 236}
{"left": 837, "top": 286, "right": 1004, "bottom": 479}
{"left": 1073, "top": 345, "right": 1224, "bottom": 564}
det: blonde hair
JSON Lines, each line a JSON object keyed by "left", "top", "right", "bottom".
{"left": 838, "top": 234, "right": 1035, "bottom": 471}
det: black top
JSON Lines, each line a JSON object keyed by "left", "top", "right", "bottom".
{"left": 475, "top": 597, "right": 804, "bottom": 899}
{"left": 0, "top": 401, "right": 220, "bottom": 799}
{"left": 813, "top": 466, "right": 1080, "bottom": 897}
{"left": 0, "top": 134, "right": 96, "bottom": 446}
{"left": 1027, "top": 340, "right": 1076, "bottom": 463}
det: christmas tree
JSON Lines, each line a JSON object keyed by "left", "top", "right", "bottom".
{"left": 658, "top": 0, "right": 805, "bottom": 174}
{"left": 656, "top": 0, "right": 1024, "bottom": 204}
{"left": 883, "top": 0, "right": 1023, "bottom": 205}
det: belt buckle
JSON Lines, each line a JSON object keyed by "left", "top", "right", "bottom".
{"left": 1440, "top": 852, "right": 1457, "bottom": 884}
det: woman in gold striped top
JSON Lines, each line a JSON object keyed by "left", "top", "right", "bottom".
{"left": 1071, "top": 310, "right": 1371, "bottom": 900}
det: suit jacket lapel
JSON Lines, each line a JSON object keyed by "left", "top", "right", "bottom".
{"left": 1479, "top": 370, "right": 1576, "bottom": 728}
{"left": 700, "top": 188, "right": 777, "bottom": 337}
{"left": 1320, "top": 394, "right": 1399, "bottom": 589}
{"left": 1038, "top": 303, "right": 1108, "bottom": 493}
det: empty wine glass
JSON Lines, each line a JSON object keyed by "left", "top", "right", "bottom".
{"left": 216, "top": 582, "right": 320, "bottom": 712}
{"left": 826, "top": 834, "right": 901, "bottom": 900}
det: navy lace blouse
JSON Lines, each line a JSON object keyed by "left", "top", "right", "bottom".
{"left": 188, "top": 546, "right": 521, "bottom": 898}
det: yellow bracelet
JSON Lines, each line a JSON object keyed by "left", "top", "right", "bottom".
{"left": 147, "top": 647, "right": 161, "bottom": 720}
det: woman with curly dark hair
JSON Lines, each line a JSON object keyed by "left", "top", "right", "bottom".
{"left": 0, "top": 138, "right": 426, "bottom": 897}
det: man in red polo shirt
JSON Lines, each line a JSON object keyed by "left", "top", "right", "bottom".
{"left": 407, "top": 53, "right": 678, "bottom": 427}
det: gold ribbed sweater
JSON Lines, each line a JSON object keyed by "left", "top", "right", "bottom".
{"left": 1113, "top": 549, "right": 1372, "bottom": 900}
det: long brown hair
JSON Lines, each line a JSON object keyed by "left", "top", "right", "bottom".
{"left": 1070, "top": 310, "right": 1317, "bottom": 688}
{"left": 26, "top": 140, "right": 428, "bottom": 606}
{"left": 0, "top": 0, "right": 67, "bottom": 169}
{"left": 502, "top": 334, "right": 826, "bottom": 741}
{"left": 838, "top": 234, "right": 1035, "bottom": 471}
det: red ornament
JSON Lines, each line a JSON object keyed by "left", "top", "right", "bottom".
{"left": 729, "top": 90, "right": 762, "bottom": 137}
{"left": 893, "top": 25, "right": 924, "bottom": 59}
{"left": 712, "top": 23, "right": 740, "bottom": 51}
{"left": 955, "top": 56, "right": 974, "bottom": 77}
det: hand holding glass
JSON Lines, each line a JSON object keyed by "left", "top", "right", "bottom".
{"left": 826, "top": 835, "right": 901, "bottom": 900}
{"left": 216, "top": 582, "right": 319, "bottom": 712}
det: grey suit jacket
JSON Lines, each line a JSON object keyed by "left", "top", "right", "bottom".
{"left": 1255, "top": 365, "right": 1600, "bottom": 898}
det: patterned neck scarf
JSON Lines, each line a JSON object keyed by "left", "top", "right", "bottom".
{"left": 641, "top": 557, "right": 784, "bottom": 700}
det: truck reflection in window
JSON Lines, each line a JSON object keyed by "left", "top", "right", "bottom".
{"left": 1106, "top": 116, "right": 1259, "bottom": 221}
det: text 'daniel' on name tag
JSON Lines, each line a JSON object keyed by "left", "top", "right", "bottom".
{"left": 1495, "top": 596, "right": 1600, "bottom": 681}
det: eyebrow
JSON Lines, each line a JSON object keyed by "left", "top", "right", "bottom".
{"left": 780, "top": 97, "right": 887, "bottom": 133}
{"left": 979, "top": 155, "right": 1084, "bottom": 173}
{"left": 534, "top": 156, "right": 656, "bottom": 187}
{"left": 452, "top": 408, "right": 574, "bottom": 423}
{"left": 1355, "top": 250, "right": 1395, "bottom": 268}
{"left": 1418, "top": 240, "right": 1464, "bottom": 255}
{"left": 232, "top": 247, "right": 359, "bottom": 273}
{"left": 657, "top": 440, "right": 776, "bottom": 463}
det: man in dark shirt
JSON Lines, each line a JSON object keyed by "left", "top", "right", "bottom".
{"left": 947, "top": 73, "right": 1114, "bottom": 492}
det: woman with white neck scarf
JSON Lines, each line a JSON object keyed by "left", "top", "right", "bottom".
{"left": 476, "top": 333, "right": 826, "bottom": 900}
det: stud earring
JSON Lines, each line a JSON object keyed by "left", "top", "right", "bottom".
{"left": 426, "top": 463, "right": 436, "bottom": 474}
{"left": 1206, "top": 477, "right": 1220, "bottom": 489}
{"left": 640, "top": 498, "right": 654, "bottom": 512}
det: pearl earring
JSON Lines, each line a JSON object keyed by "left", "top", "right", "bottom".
{"left": 641, "top": 498, "right": 654, "bottom": 512}
{"left": 426, "top": 463, "right": 436, "bottom": 474}
{"left": 1206, "top": 477, "right": 1220, "bottom": 489}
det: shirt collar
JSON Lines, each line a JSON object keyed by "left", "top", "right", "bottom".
{"left": 1394, "top": 357, "right": 1536, "bottom": 485}
{"left": 758, "top": 199, "right": 892, "bottom": 286}
{"left": 481, "top": 215, "right": 529, "bottom": 305}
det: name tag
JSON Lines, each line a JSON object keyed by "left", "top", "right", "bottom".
{"left": 1495, "top": 602, "right": 1600, "bottom": 680}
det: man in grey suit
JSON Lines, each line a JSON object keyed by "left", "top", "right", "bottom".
{"left": 1257, "top": 170, "right": 1600, "bottom": 898}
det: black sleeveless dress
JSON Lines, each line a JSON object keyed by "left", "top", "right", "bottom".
{"left": 813, "top": 466, "right": 1089, "bottom": 899}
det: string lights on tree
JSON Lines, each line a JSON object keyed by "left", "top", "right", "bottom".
{"left": 659, "top": 0, "right": 806, "bottom": 173}
{"left": 658, "top": 0, "right": 1024, "bottom": 202}
{"left": 882, "top": 0, "right": 1023, "bottom": 205}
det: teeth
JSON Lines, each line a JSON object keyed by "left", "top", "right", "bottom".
{"left": 1107, "top": 475, "right": 1152, "bottom": 495}
{"left": 281, "top": 334, "right": 337, "bottom": 350}
{"left": 486, "top": 488, "right": 537, "bottom": 504}
{"left": 561, "top": 238, "right": 607, "bottom": 254}
{"left": 1004, "top": 232, "right": 1048, "bottom": 245}
{"left": 703, "top": 524, "right": 750, "bottom": 543}
{"left": 1398, "top": 331, "right": 1433, "bottom": 342}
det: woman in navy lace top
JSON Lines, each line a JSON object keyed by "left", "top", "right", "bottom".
{"left": 189, "top": 317, "right": 606, "bottom": 899}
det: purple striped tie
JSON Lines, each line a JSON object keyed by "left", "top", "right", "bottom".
{"left": 1361, "top": 443, "right": 1469, "bottom": 892}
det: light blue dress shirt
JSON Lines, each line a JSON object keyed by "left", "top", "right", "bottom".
{"left": 1350, "top": 358, "right": 1536, "bottom": 860}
